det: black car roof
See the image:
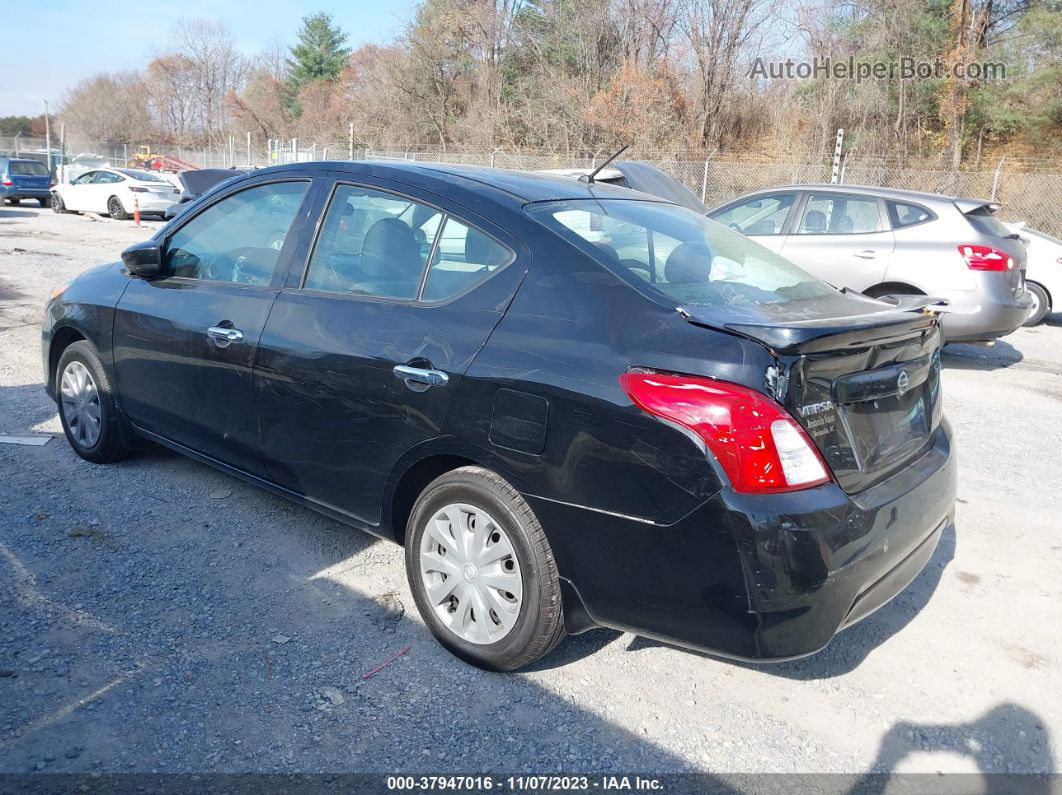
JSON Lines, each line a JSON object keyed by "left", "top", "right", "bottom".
{"left": 247, "top": 160, "right": 666, "bottom": 207}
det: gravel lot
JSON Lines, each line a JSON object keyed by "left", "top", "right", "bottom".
{"left": 1, "top": 204, "right": 1060, "bottom": 777}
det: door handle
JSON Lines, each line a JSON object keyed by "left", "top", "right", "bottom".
{"left": 393, "top": 364, "right": 449, "bottom": 387}
{"left": 854, "top": 250, "right": 877, "bottom": 259}
{"left": 207, "top": 326, "right": 244, "bottom": 346}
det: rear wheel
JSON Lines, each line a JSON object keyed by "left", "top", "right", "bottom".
{"left": 37, "top": 197, "right": 48, "bottom": 208}
{"left": 55, "top": 341, "right": 131, "bottom": 464}
{"left": 1023, "top": 282, "right": 1050, "bottom": 327}
{"left": 6, "top": 197, "right": 20, "bottom": 206}
{"left": 405, "top": 466, "right": 565, "bottom": 671}
{"left": 107, "top": 196, "right": 128, "bottom": 220}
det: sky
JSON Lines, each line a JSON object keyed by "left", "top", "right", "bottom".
{"left": 3, "top": 1, "right": 418, "bottom": 116}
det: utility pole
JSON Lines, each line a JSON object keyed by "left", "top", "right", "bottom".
{"left": 43, "top": 100, "right": 52, "bottom": 174}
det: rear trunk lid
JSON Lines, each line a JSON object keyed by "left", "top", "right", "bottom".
{"left": 681, "top": 296, "right": 944, "bottom": 493}
{"left": 6, "top": 160, "right": 51, "bottom": 190}
{"left": 959, "top": 200, "right": 1027, "bottom": 298}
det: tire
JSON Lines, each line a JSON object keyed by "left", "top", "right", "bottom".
{"left": 1023, "top": 282, "right": 1050, "bottom": 327}
{"left": 405, "top": 466, "right": 565, "bottom": 671}
{"left": 51, "top": 193, "right": 65, "bottom": 213}
{"left": 6, "top": 197, "right": 20, "bottom": 206}
{"left": 37, "top": 197, "right": 48, "bottom": 208}
{"left": 107, "top": 195, "right": 128, "bottom": 220}
{"left": 55, "top": 341, "right": 131, "bottom": 464}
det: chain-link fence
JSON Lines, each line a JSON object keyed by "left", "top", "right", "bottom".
{"left": 3, "top": 134, "right": 1060, "bottom": 236}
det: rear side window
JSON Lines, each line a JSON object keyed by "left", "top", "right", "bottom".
{"left": 798, "top": 193, "right": 881, "bottom": 234}
{"left": 422, "top": 218, "right": 513, "bottom": 302}
{"left": 8, "top": 160, "right": 48, "bottom": 176}
{"left": 710, "top": 193, "right": 796, "bottom": 236}
{"left": 887, "top": 201, "right": 934, "bottom": 229}
{"left": 303, "top": 185, "right": 442, "bottom": 300}
{"left": 964, "top": 205, "right": 1011, "bottom": 239}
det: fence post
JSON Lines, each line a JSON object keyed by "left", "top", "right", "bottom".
{"left": 491, "top": 146, "right": 501, "bottom": 168}
{"left": 831, "top": 128, "right": 844, "bottom": 184}
{"left": 348, "top": 123, "right": 354, "bottom": 160}
{"left": 700, "top": 151, "right": 717, "bottom": 203}
{"left": 991, "top": 157, "right": 1006, "bottom": 201}
{"left": 246, "top": 132, "right": 251, "bottom": 166}
{"left": 291, "top": 138, "right": 297, "bottom": 164}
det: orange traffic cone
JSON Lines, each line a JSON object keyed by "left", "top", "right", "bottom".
{"left": 133, "top": 196, "right": 141, "bottom": 227}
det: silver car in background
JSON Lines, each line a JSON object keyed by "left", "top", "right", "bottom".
{"left": 709, "top": 185, "right": 1032, "bottom": 341}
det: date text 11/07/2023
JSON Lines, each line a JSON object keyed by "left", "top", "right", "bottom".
{"left": 385, "top": 775, "right": 664, "bottom": 791}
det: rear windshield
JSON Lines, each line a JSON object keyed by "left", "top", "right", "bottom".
{"left": 526, "top": 199, "right": 840, "bottom": 310}
{"left": 118, "top": 168, "right": 168, "bottom": 183}
{"left": 964, "top": 205, "right": 1012, "bottom": 239}
{"left": 8, "top": 160, "right": 48, "bottom": 176}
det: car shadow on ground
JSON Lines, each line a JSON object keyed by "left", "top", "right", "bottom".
{"left": 941, "top": 340, "right": 1024, "bottom": 371}
{"left": 854, "top": 704, "right": 1055, "bottom": 787}
{"left": 620, "top": 523, "right": 956, "bottom": 681}
{"left": 0, "top": 390, "right": 726, "bottom": 777}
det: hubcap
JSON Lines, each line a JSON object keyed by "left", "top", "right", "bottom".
{"left": 60, "top": 361, "right": 102, "bottom": 448}
{"left": 418, "top": 503, "right": 523, "bottom": 645}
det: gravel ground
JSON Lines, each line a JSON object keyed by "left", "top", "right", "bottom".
{"left": 1, "top": 204, "right": 1060, "bottom": 777}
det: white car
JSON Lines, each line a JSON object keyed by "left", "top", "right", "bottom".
{"left": 51, "top": 167, "right": 180, "bottom": 220}
{"left": 1007, "top": 222, "right": 1062, "bottom": 325}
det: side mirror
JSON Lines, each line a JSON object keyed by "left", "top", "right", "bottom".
{"left": 121, "top": 239, "right": 167, "bottom": 278}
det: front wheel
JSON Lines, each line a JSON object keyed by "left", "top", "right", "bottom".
{"left": 405, "top": 466, "right": 565, "bottom": 671}
{"left": 51, "top": 193, "right": 66, "bottom": 213}
{"left": 55, "top": 341, "right": 131, "bottom": 464}
{"left": 107, "top": 195, "right": 128, "bottom": 220}
{"left": 1023, "top": 282, "right": 1050, "bottom": 327}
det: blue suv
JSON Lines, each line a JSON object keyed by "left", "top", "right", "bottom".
{"left": 1, "top": 157, "right": 52, "bottom": 207}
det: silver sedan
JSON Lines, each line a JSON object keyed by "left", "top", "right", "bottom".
{"left": 709, "top": 185, "right": 1033, "bottom": 342}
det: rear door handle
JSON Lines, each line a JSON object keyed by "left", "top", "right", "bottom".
{"left": 854, "top": 250, "right": 877, "bottom": 259}
{"left": 393, "top": 364, "right": 449, "bottom": 387}
{"left": 207, "top": 326, "right": 244, "bottom": 346}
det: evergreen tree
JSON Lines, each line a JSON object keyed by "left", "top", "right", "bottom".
{"left": 287, "top": 12, "right": 351, "bottom": 96}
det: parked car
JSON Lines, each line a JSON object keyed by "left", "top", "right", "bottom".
{"left": 1006, "top": 222, "right": 1061, "bottom": 326}
{"left": 43, "top": 162, "right": 956, "bottom": 671}
{"left": 538, "top": 161, "right": 710, "bottom": 214}
{"left": 1, "top": 157, "right": 53, "bottom": 207}
{"left": 163, "top": 168, "right": 248, "bottom": 220}
{"left": 51, "top": 167, "right": 180, "bottom": 220}
{"left": 708, "top": 185, "right": 1031, "bottom": 342}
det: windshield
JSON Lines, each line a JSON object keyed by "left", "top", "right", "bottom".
{"left": 119, "top": 168, "right": 168, "bottom": 183}
{"left": 526, "top": 199, "right": 840, "bottom": 310}
{"left": 9, "top": 160, "right": 48, "bottom": 176}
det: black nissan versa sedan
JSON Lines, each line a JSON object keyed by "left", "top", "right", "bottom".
{"left": 42, "top": 161, "right": 956, "bottom": 671}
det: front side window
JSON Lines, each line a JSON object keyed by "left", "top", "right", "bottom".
{"left": 165, "top": 180, "right": 309, "bottom": 284}
{"left": 797, "top": 193, "right": 881, "bottom": 235}
{"left": 527, "top": 199, "right": 839, "bottom": 311}
{"left": 710, "top": 193, "right": 796, "bottom": 236}
{"left": 73, "top": 171, "right": 97, "bottom": 185}
{"left": 422, "top": 217, "right": 513, "bottom": 301}
{"left": 303, "top": 185, "right": 442, "bottom": 299}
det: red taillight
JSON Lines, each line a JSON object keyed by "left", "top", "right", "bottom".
{"left": 619, "top": 372, "right": 832, "bottom": 494}
{"left": 1, "top": 177, "right": 12, "bottom": 186}
{"left": 958, "top": 244, "right": 1012, "bottom": 271}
